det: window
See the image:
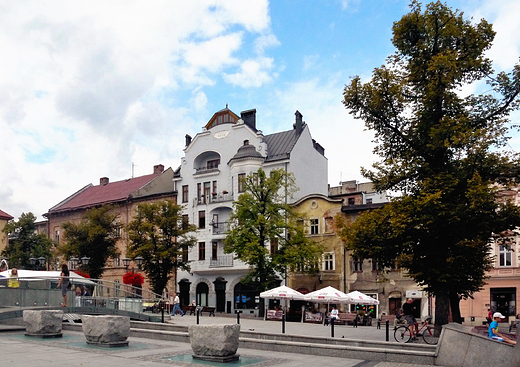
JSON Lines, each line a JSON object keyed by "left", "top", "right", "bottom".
{"left": 115, "top": 225, "right": 121, "bottom": 238}
{"left": 270, "top": 238, "right": 278, "bottom": 256}
{"left": 198, "top": 211, "right": 205, "bottom": 229}
{"left": 204, "top": 182, "right": 211, "bottom": 202}
{"left": 212, "top": 242, "right": 218, "bottom": 260}
{"left": 197, "top": 183, "right": 202, "bottom": 202}
{"left": 54, "top": 229, "right": 60, "bottom": 243}
{"left": 114, "top": 257, "right": 120, "bottom": 267}
{"left": 182, "top": 185, "right": 189, "bottom": 203}
{"left": 207, "top": 159, "right": 220, "bottom": 169}
{"left": 310, "top": 219, "right": 319, "bottom": 235}
{"left": 198, "top": 242, "right": 206, "bottom": 260}
{"left": 182, "top": 215, "right": 189, "bottom": 230}
{"left": 366, "top": 198, "right": 373, "bottom": 204}
{"left": 212, "top": 181, "right": 217, "bottom": 194}
{"left": 322, "top": 252, "right": 334, "bottom": 271}
{"left": 253, "top": 172, "right": 258, "bottom": 186}
{"left": 499, "top": 245, "right": 512, "bottom": 267}
{"left": 372, "top": 259, "right": 380, "bottom": 271}
{"left": 238, "top": 173, "right": 246, "bottom": 193}
{"left": 353, "top": 258, "right": 363, "bottom": 272}
{"left": 182, "top": 244, "right": 188, "bottom": 263}
{"left": 348, "top": 198, "right": 355, "bottom": 205}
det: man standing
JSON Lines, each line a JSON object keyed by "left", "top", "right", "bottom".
{"left": 403, "top": 298, "right": 417, "bottom": 340}
{"left": 171, "top": 294, "right": 185, "bottom": 316}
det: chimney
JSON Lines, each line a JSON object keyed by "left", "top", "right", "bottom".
{"left": 295, "top": 110, "right": 303, "bottom": 134}
{"left": 100, "top": 177, "right": 109, "bottom": 186}
{"left": 240, "top": 109, "right": 256, "bottom": 130}
{"left": 185, "top": 134, "right": 192, "bottom": 147}
{"left": 154, "top": 164, "right": 164, "bottom": 174}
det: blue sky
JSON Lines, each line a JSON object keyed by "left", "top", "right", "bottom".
{"left": 1, "top": 0, "right": 519, "bottom": 221}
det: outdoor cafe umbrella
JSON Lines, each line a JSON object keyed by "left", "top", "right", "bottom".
{"left": 260, "top": 285, "right": 305, "bottom": 333}
{"left": 304, "top": 286, "right": 350, "bottom": 304}
{"left": 344, "top": 290, "right": 380, "bottom": 305}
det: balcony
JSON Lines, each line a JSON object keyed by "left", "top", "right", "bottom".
{"left": 194, "top": 193, "right": 233, "bottom": 206}
{"left": 212, "top": 221, "right": 230, "bottom": 235}
{"left": 209, "top": 254, "right": 234, "bottom": 268}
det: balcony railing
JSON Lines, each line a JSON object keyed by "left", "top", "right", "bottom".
{"left": 209, "top": 254, "right": 234, "bottom": 267}
{"left": 194, "top": 193, "right": 233, "bottom": 206}
{"left": 212, "top": 221, "right": 230, "bottom": 235}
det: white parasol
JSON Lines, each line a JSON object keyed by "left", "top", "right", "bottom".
{"left": 344, "top": 290, "right": 380, "bottom": 305}
{"left": 260, "top": 285, "right": 306, "bottom": 300}
{"left": 304, "top": 286, "right": 350, "bottom": 303}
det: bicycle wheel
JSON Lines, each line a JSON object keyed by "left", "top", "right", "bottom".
{"left": 422, "top": 326, "right": 440, "bottom": 344}
{"left": 394, "top": 326, "right": 412, "bottom": 343}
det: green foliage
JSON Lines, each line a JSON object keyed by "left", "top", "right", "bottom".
{"left": 60, "top": 205, "right": 119, "bottom": 279}
{"left": 224, "top": 168, "right": 324, "bottom": 292}
{"left": 126, "top": 200, "right": 197, "bottom": 294}
{"left": 1, "top": 212, "right": 53, "bottom": 269}
{"left": 341, "top": 1, "right": 520, "bottom": 326}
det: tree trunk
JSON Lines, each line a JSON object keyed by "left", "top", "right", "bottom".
{"left": 449, "top": 292, "right": 462, "bottom": 324}
{"left": 435, "top": 291, "right": 450, "bottom": 328}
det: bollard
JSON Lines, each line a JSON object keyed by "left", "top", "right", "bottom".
{"left": 236, "top": 310, "right": 241, "bottom": 324}
{"left": 282, "top": 314, "right": 285, "bottom": 334}
{"left": 197, "top": 308, "right": 200, "bottom": 324}
{"left": 386, "top": 320, "right": 389, "bottom": 342}
{"left": 354, "top": 316, "right": 358, "bottom": 328}
{"left": 161, "top": 306, "right": 164, "bottom": 323}
{"left": 331, "top": 317, "right": 335, "bottom": 338}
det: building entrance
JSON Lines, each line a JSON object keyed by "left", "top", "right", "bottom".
{"left": 491, "top": 287, "right": 516, "bottom": 321}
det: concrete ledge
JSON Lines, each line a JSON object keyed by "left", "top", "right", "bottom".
{"left": 436, "top": 323, "right": 514, "bottom": 367}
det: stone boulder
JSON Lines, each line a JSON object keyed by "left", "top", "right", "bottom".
{"left": 23, "top": 310, "right": 63, "bottom": 338}
{"left": 82, "top": 315, "right": 130, "bottom": 347}
{"left": 189, "top": 324, "right": 240, "bottom": 362}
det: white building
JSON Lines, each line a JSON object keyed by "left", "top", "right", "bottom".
{"left": 174, "top": 107, "right": 328, "bottom": 315}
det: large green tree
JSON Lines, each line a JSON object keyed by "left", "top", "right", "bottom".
{"left": 224, "top": 168, "right": 324, "bottom": 293}
{"left": 60, "top": 205, "right": 120, "bottom": 279}
{"left": 1, "top": 212, "right": 53, "bottom": 269}
{"left": 340, "top": 1, "right": 520, "bottom": 327}
{"left": 127, "top": 200, "right": 197, "bottom": 295}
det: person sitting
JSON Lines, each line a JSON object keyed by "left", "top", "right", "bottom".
{"left": 329, "top": 306, "right": 339, "bottom": 324}
{"left": 489, "top": 312, "right": 516, "bottom": 345}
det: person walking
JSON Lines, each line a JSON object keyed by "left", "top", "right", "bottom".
{"left": 171, "top": 294, "right": 184, "bottom": 316}
{"left": 56, "top": 264, "right": 70, "bottom": 307}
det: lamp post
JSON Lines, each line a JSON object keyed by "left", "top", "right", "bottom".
{"left": 70, "top": 257, "right": 79, "bottom": 270}
{"left": 122, "top": 257, "right": 131, "bottom": 270}
{"left": 29, "top": 256, "right": 46, "bottom": 270}
{"left": 135, "top": 256, "right": 143, "bottom": 270}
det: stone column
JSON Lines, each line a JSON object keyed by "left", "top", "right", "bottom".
{"left": 82, "top": 315, "right": 130, "bottom": 347}
{"left": 189, "top": 324, "right": 240, "bottom": 362}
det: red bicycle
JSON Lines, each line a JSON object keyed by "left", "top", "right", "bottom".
{"left": 394, "top": 316, "right": 440, "bottom": 344}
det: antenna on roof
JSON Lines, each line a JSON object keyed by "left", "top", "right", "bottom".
{"left": 226, "top": 103, "right": 228, "bottom": 109}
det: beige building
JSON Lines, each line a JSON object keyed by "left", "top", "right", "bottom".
{"left": 44, "top": 164, "right": 177, "bottom": 294}
{"left": 459, "top": 186, "right": 520, "bottom": 326}
{"left": 0, "top": 209, "right": 14, "bottom": 257}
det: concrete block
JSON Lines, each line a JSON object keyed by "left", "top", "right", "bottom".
{"left": 23, "top": 310, "right": 63, "bottom": 338}
{"left": 82, "top": 315, "right": 130, "bottom": 347}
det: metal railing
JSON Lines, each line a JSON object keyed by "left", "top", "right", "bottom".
{"left": 0, "top": 276, "right": 161, "bottom": 318}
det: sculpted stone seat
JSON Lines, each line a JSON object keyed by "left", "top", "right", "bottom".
{"left": 82, "top": 315, "right": 130, "bottom": 347}
{"left": 23, "top": 310, "right": 64, "bottom": 338}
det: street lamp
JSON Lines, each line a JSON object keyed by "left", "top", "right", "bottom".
{"left": 122, "top": 257, "right": 131, "bottom": 270}
{"left": 69, "top": 257, "right": 79, "bottom": 270}
{"left": 80, "top": 256, "right": 90, "bottom": 266}
{"left": 135, "top": 256, "right": 143, "bottom": 270}
{"left": 38, "top": 257, "right": 46, "bottom": 269}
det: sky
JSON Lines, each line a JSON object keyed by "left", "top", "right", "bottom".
{"left": 1, "top": 0, "right": 520, "bottom": 221}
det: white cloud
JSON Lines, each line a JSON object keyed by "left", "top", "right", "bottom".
{"left": 223, "top": 57, "right": 275, "bottom": 87}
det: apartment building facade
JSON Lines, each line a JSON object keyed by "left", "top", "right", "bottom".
{"left": 174, "top": 107, "right": 328, "bottom": 315}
